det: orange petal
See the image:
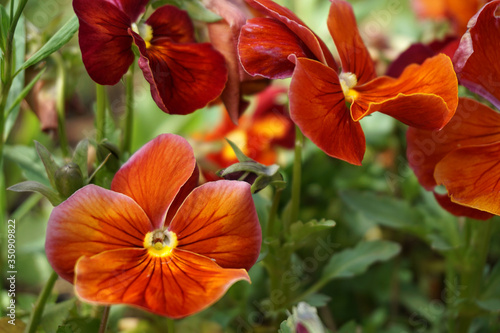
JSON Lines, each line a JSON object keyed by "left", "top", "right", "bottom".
{"left": 170, "top": 181, "right": 261, "bottom": 271}
{"left": 434, "top": 192, "right": 493, "bottom": 220}
{"left": 289, "top": 57, "right": 365, "bottom": 165}
{"left": 352, "top": 54, "right": 458, "bottom": 130}
{"left": 434, "top": 142, "right": 500, "bottom": 215}
{"left": 45, "top": 185, "right": 152, "bottom": 283}
{"left": 454, "top": 1, "right": 500, "bottom": 110}
{"left": 111, "top": 134, "right": 196, "bottom": 228}
{"left": 75, "top": 248, "right": 249, "bottom": 318}
{"left": 327, "top": 0, "right": 376, "bottom": 84}
{"left": 407, "top": 98, "right": 500, "bottom": 189}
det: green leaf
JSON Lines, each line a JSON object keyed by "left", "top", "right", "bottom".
{"left": 4, "top": 144, "right": 50, "bottom": 186}
{"left": 35, "top": 141, "right": 60, "bottom": 189}
{"left": 289, "top": 219, "right": 336, "bottom": 249}
{"left": 303, "top": 293, "right": 331, "bottom": 307}
{"left": 0, "top": 5, "right": 9, "bottom": 53}
{"left": 225, "top": 138, "right": 254, "bottom": 162}
{"left": 153, "top": 0, "right": 221, "bottom": 22}
{"left": 338, "top": 321, "right": 358, "bottom": 333}
{"left": 41, "top": 299, "right": 76, "bottom": 333}
{"left": 17, "top": 15, "right": 78, "bottom": 73}
{"left": 5, "top": 67, "right": 46, "bottom": 117}
{"left": 8, "top": 181, "right": 63, "bottom": 206}
{"left": 321, "top": 240, "right": 401, "bottom": 281}
{"left": 72, "top": 139, "right": 89, "bottom": 179}
{"left": 477, "top": 261, "right": 500, "bottom": 311}
{"left": 278, "top": 320, "right": 293, "bottom": 333}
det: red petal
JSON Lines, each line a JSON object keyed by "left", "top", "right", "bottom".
{"left": 146, "top": 5, "right": 195, "bottom": 44}
{"left": 434, "top": 192, "right": 493, "bottom": 220}
{"left": 108, "top": 0, "right": 149, "bottom": 22}
{"left": 289, "top": 57, "right": 365, "bottom": 165}
{"left": 407, "top": 98, "right": 500, "bottom": 189}
{"left": 75, "top": 248, "right": 249, "bottom": 318}
{"left": 352, "top": 54, "right": 458, "bottom": 129}
{"left": 434, "top": 142, "right": 500, "bottom": 216}
{"left": 170, "top": 181, "right": 261, "bottom": 271}
{"left": 45, "top": 185, "right": 152, "bottom": 283}
{"left": 131, "top": 31, "right": 227, "bottom": 115}
{"left": 454, "top": 1, "right": 500, "bottom": 110}
{"left": 243, "top": 0, "right": 337, "bottom": 68}
{"left": 165, "top": 164, "right": 199, "bottom": 224}
{"left": 327, "top": 0, "right": 376, "bottom": 84}
{"left": 73, "top": 0, "right": 134, "bottom": 85}
{"left": 111, "top": 134, "right": 196, "bottom": 229}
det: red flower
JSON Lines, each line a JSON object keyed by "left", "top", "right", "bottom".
{"left": 45, "top": 134, "right": 262, "bottom": 318}
{"left": 238, "top": 0, "right": 458, "bottom": 165}
{"left": 200, "top": 86, "right": 294, "bottom": 181}
{"left": 74, "top": 0, "right": 227, "bottom": 115}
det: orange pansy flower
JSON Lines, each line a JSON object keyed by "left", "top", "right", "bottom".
{"left": 45, "top": 134, "right": 262, "bottom": 318}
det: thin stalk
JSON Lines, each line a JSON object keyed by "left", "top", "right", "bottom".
{"left": 95, "top": 84, "right": 107, "bottom": 143}
{"left": 166, "top": 318, "right": 175, "bottom": 333}
{"left": 121, "top": 63, "right": 134, "bottom": 155}
{"left": 445, "top": 253, "right": 457, "bottom": 333}
{"left": 53, "top": 53, "right": 70, "bottom": 158}
{"left": 289, "top": 126, "right": 303, "bottom": 228}
{"left": 98, "top": 306, "right": 111, "bottom": 333}
{"left": 24, "top": 270, "right": 58, "bottom": 333}
{"left": 267, "top": 188, "right": 283, "bottom": 238}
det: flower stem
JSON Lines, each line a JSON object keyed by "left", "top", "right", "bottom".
{"left": 166, "top": 318, "right": 175, "bottom": 333}
{"left": 53, "top": 52, "right": 70, "bottom": 158}
{"left": 267, "top": 187, "right": 283, "bottom": 238}
{"left": 289, "top": 126, "right": 303, "bottom": 228}
{"left": 95, "top": 84, "right": 107, "bottom": 143}
{"left": 98, "top": 306, "right": 111, "bottom": 333}
{"left": 25, "top": 270, "right": 58, "bottom": 333}
{"left": 121, "top": 63, "right": 135, "bottom": 156}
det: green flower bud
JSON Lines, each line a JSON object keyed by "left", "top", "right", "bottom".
{"left": 55, "top": 162, "right": 84, "bottom": 199}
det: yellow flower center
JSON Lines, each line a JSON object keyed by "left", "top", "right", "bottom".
{"left": 339, "top": 72, "right": 359, "bottom": 102}
{"left": 143, "top": 229, "right": 178, "bottom": 257}
{"left": 131, "top": 23, "right": 153, "bottom": 49}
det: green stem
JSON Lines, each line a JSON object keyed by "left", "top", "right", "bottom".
{"left": 166, "top": 318, "right": 175, "bottom": 333}
{"left": 53, "top": 53, "right": 70, "bottom": 158}
{"left": 267, "top": 188, "right": 283, "bottom": 238}
{"left": 456, "top": 218, "right": 494, "bottom": 332}
{"left": 98, "top": 306, "right": 111, "bottom": 333}
{"left": 24, "top": 270, "right": 58, "bottom": 333}
{"left": 289, "top": 126, "right": 303, "bottom": 228}
{"left": 445, "top": 252, "right": 457, "bottom": 333}
{"left": 95, "top": 84, "right": 107, "bottom": 143}
{"left": 121, "top": 64, "right": 134, "bottom": 155}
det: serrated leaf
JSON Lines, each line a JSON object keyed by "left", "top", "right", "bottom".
{"left": 4, "top": 144, "right": 50, "bottom": 186}
{"left": 41, "top": 299, "right": 76, "bottom": 333}
{"left": 17, "top": 15, "right": 78, "bottom": 73}
{"left": 321, "top": 240, "right": 400, "bottom": 281}
{"left": 289, "top": 219, "right": 336, "bottom": 248}
{"left": 72, "top": 139, "right": 89, "bottom": 179}
{"left": 35, "top": 141, "right": 60, "bottom": 189}
{"left": 8, "top": 181, "right": 63, "bottom": 206}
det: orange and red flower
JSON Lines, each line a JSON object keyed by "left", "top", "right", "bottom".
{"left": 74, "top": 0, "right": 227, "bottom": 115}
{"left": 238, "top": 0, "right": 458, "bottom": 165}
{"left": 45, "top": 134, "right": 262, "bottom": 318}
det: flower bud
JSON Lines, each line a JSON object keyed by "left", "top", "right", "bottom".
{"left": 286, "top": 302, "right": 326, "bottom": 333}
{"left": 54, "top": 162, "right": 84, "bottom": 199}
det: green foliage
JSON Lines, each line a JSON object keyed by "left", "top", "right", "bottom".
{"left": 152, "top": 0, "right": 221, "bottom": 22}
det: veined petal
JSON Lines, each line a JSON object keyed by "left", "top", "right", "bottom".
{"left": 454, "top": 1, "right": 500, "bottom": 110}
{"left": 407, "top": 98, "right": 500, "bottom": 189}
{"left": 289, "top": 57, "right": 365, "bottom": 165}
{"left": 434, "top": 192, "right": 493, "bottom": 220}
{"left": 75, "top": 248, "right": 249, "bottom": 318}
{"left": 131, "top": 31, "right": 227, "bottom": 115}
{"left": 111, "top": 134, "right": 196, "bottom": 229}
{"left": 165, "top": 164, "right": 199, "bottom": 224}
{"left": 239, "top": 17, "right": 315, "bottom": 79}
{"left": 45, "top": 185, "right": 152, "bottom": 283}
{"left": 435, "top": 142, "right": 500, "bottom": 215}
{"left": 170, "top": 181, "right": 261, "bottom": 271}
{"left": 108, "top": 0, "right": 149, "bottom": 22}
{"left": 146, "top": 5, "right": 195, "bottom": 44}
{"left": 352, "top": 54, "right": 458, "bottom": 129}
{"left": 244, "top": 0, "right": 337, "bottom": 68}
{"left": 73, "top": 0, "right": 134, "bottom": 85}
{"left": 327, "top": 0, "right": 376, "bottom": 84}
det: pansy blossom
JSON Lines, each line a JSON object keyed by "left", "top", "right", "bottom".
{"left": 45, "top": 134, "right": 262, "bottom": 318}
{"left": 74, "top": 0, "right": 227, "bottom": 115}
{"left": 238, "top": 0, "right": 457, "bottom": 165}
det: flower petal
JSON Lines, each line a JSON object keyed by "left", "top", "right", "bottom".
{"left": 146, "top": 5, "right": 196, "bottom": 43}
{"left": 73, "top": 0, "right": 134, "bottom": 85}
{"left": 170, "top": 181, "right": 261, "bottom": 271}
{"left": 131, "top": 31, "right": 227, "bottom": 115}
{"left": 242, "top": 0, "right": 337, "bottom": 69}
{"left": 111, "top": 134, "right": 196, "bottom": 229}
{"left": 434, "top": 142, "right": 500, "bottom": 215}
{"left": 407, "top": 98, "right": 500, "bottom": 189}
{"left": 108, "top": 0, "right": 149, "bottom": 22}
{"left": 352, "top": 54, "right": 458, "bottom": 130}
{"left": 75, "top": 248, "right": 249, "bottom": 318}
{"left": 327, "top": 0, "right": 376, "bottom": 84}
{"left": 433, "top": 192, "right": 493, "bottom": 220}
{"left": 289, "top": 57, "right": 365, "bottom": 165}
{"left": 453, "top": 1, "right": 500, "bottom": 110}
{"left": 45, "top": 185, "right": 152, "bottom": 283}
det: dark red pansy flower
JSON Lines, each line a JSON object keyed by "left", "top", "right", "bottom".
{"left": 74, "top": 0, "right": 227, "bottom": 115}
